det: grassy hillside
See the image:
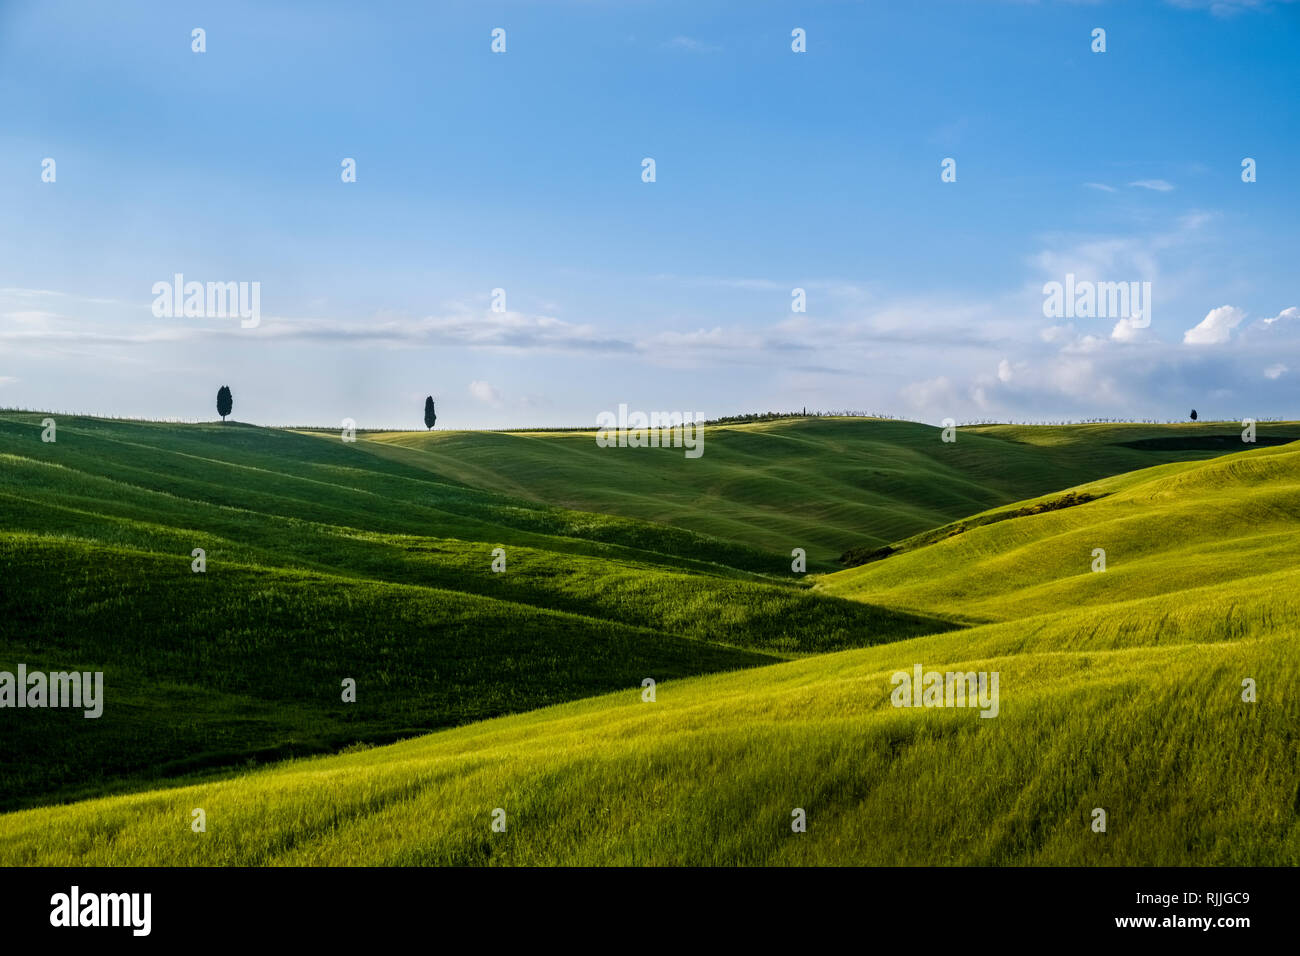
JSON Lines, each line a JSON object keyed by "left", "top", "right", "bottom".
{"left": 0, "top": 412, "right": 947, "bottom": 810}
{"left": 0, "top": 577, "right": 1291, "bottom": 865}
{"left": 2, "top": 437, "right": 1296, "bottom": 865}
{"left": 818, "top": 440, "right": 1300, "bottom": 623}
{"left": 357, "top": 418, "right": 1299, "bottom": 564}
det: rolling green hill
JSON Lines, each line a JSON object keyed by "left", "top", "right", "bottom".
{"left": 355, "top": 417, "right": 1298, "bottom": 565}
{"left": 0, "top": 412, "right": 947, "bottom": 810}
{"left": 1, "top": 561, "right": 1292, "bottom": 866}
{"left": 818, "top": 439, "right": 1300, "bottom": 623}
{"left": 2, "top": 418, "right": 1296, "bottom": 864}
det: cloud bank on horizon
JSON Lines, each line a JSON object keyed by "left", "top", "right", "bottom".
{"left": 0, "top": 0, "right": 1297, "bottom": 428}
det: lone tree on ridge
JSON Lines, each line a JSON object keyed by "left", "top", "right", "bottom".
{"left": 217, "top": 385, "right": 233, "bottom": 423}
{"left": 424, "top": 396, "right": 437, "bottom": 430}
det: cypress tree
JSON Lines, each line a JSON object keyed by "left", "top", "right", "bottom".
{"left": 217, "top": 385, "right": 233, "bottom": 422}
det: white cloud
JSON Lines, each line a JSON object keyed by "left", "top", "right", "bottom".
{"left": 259, "top": 309, "right": 630, "bottom": 353}
{"left": 1049, "top": 357, "right": 1098, "bottom": 396}
{"left": 1031, "top": 237, "right": 1160, "bottom": 290}
{"left": 1110, "top": 316, "right": 1146, "bottom": 342}
{"left": 997, "top": 359, "right": 1013, "bottom": 383}
{"left": 900, "top": 376, "right": 956, "bottom": 410}
{"left": 1260, "top": 306, "right": 1300, "bottom": 326}
{"left": 0, "top": 305, "right": 639, "bottom": 359}
{"left": 1129, "top": 179, "right": 1175, "bottom": 192}
{"left": 1065, "top": 334, "right": 1108, "bottom": 354}
{"left": 1184, "top": 305, "right": 1246, "bottom": 345}
{"left": 640, "top": 326, "right": 737, "bottom": 349}
{"left": 469, "top": 380, "right": 502, "bottom": 403}
{"left": 3, "top": 310, "right": 61, "bottom": 326}
{"left": 1264, "top": 364, "right": 1288, "bottom": 380}
{"left": 1083, "top": 182, "right": 1116, "bottom": 193}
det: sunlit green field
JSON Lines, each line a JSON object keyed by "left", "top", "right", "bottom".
{"left": 359, "top": 417, "right": 1294, "bottom": 563}
{"left": 1, "top": 593, "right": 1292, "bottom": 866}
{"left": 819, "top": 440, "right": 1300, "bottom": 622}
{"left": 1, "top": 412, "right": 1296, "bottom": 864}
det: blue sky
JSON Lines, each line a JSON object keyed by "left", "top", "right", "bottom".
{"left": 1, "top": 0, "right": 1297, "bottom": 428}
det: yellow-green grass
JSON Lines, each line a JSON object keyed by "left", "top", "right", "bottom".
{"left": 356, "top": 418, "right": 1298, "bottom": 565}
{"left": 1, "top": 573, "right": 1292, "bottom": 866}
{"left": 4, "top": 413, "right": 1298, "bottom": 864}
{"left": 819, "top": 441, "right": 1300, "bottom": 623}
